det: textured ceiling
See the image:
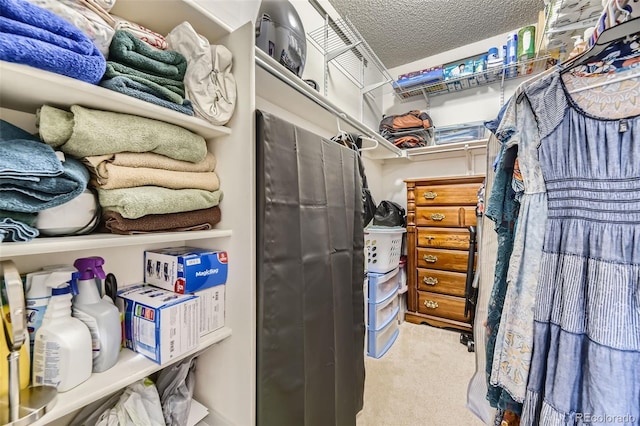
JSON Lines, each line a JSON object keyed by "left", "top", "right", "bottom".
{"left": 326, "top": 0, "right": 544, "bottom": 69}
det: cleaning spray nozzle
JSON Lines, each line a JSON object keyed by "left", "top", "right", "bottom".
{"left": 70, "top": 271, "right": 79, "bottom": 295}
{"left": 45, "top": 270, "right": 78, "bottom": 293}
{"left": 73, "top": 257, "right": 106, "bottom": 280}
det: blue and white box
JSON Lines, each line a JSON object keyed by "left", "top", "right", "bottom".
{"left": 117, "top": 284, "right": 199, "bottom": 364}
{"left": 193, "top": 285, "right": 226, "bottom": 337}
{"left": 144, "top": 246, "right": 228, "bottom": 294}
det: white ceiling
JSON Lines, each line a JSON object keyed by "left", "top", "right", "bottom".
{"left": 326, "top": 0, "right": 544, "bottom": 69}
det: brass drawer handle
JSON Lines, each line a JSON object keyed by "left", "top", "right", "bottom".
{"left": 423, "top": 255, "right": 438, "bottom": 263}
{"left": 430, "top": 213, "right": 445, "bottom": 221}
{"left": 425, "top": 235, "right": 435, "bottom": 240}
{"left": 423, "top": 191, "right": 438, "bottom": 200}
{"left": 424, "top": 300, "right": 439, "bottom": 309}
{"left": 423, "top": 276, "right": 438, "bottom": 286}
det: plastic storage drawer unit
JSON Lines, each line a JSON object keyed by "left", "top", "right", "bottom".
{"left": 367, "top": 310, "right": 400, "bottom": 359}
{"left": 368, "top": 266, "right": 401, "bottom": 304}
{"left": 368, "top": 289, "right": 399, "bottom": 331}
{"left": 434, "top": 122, "right": 487, "bottom": 145}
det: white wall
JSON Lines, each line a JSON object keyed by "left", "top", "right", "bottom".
{"left": 375, "top": 24, "right": 536, "bottom": 208}
{"left": 382, "top": 29, "right": 530, "bottom": 127}
{"left": 196, "top": 0, "right": 261, "bottom": 30}
{"left": 208, "top": 0, "right": 533, "bottom": 209}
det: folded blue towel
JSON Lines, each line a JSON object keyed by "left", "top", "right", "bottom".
{"left": 0, "top": 217, "right": 39, "bottom": 242}
{"left": 104, "top": 61, "right": 185, "bottom": 100}
{"left": 100, "top": 77, "right": 194, "bottom": 116}
{"left": 0, "top": 0, "right": 106, "bottom": 84}
{"left": 0, "top": 209, "right": 37, "bottom": 242}
{"left": 0, "top": 155, "right": 89, "bottom": 213}
{"left": 0, "top": 120, "right": 90, "bottom": 213}
{"left": 0, "top": 120, "right": 63, "bottom": 181}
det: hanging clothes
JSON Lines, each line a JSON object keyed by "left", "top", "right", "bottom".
{"left": 488, "top": 78, "right": 549, "bottom": 407}
{"left": 517, "top": 70, "right": 640, "bottom": 425}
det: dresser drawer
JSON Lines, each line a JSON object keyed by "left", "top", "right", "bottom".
{"left": 416, "top": 247, "right": 473, "bottom": 273}
{"left": 417, "top": 227, "right": 470, "bottom": 250}
{"left": 415, "top": 183, "right": 481, "bottom": 206}
{"left": 417, "top": 268, "right": 467, "bottom": 297}
{"left": 415, "top": 206, "right": 477, "bottom": 228}
{"left": 418, "top": 291, "right": 471, "bottom": 323}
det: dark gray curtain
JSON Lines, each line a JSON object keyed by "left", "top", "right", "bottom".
{"left": 256, "top": 110, "right": 365, "bottom": 426}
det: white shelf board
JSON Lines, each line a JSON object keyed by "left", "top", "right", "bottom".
{"left": 255, "top": 48, "right": 401, "bottom": 160}
{"left": 402, "top": 139, "right": 488, "bottom": 160}
{"left": 32, "top": 327, "right": 232, "bottom": 426}
{"left": 0, "top": 61, "right": 231, "bottom": 140}
{"left": 0, "top": 229, "right": 232, "bottom": 258}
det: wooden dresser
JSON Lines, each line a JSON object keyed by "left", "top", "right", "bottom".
{"left": 404, "top": 175, "right": 484, "bottom": 332}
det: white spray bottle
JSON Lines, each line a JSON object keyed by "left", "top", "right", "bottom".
{"left": 72, "top": 257, "right": 121, "bottom": 373}
{"left": 32, "top": 271, "right": 92, "bottom": 392}
{"left": 25, "top": 266, "right": 76, "bottom": 359}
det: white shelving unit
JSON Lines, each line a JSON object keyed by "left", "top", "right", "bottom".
{"left": 0, "top": 1, "right": 256, "bottom": 425}
{"left": 538, "top": 0, "right": 604, "bottom": 53}
{"left": 307, "top": 16, "right": 393, "bottom": 96}
{"left": 0, "top": 230, "right": 233, "bottom": 258}
{"left": 392, "top": 56, "right": 552, "bottom": 105}
{"left": 255, "top": 47, "right": 403, "bottom": 160}
{"left": 404, "top": 139, "right": 489, "bottom": 160}
{"left": 0, "top": 61, "right": 231, "bottom": 140}
{"left": 31, "top": 328, "right": 232, "bottom": 426}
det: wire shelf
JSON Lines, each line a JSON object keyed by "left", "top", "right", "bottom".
{"left": 308, "top": 17, "right": 393, "bottom": 90}
{"left": 539, "top": 0, "right": 605, "bottom": 52}
{"left": 393, "top": 56, "right": 554, "bottom": 101}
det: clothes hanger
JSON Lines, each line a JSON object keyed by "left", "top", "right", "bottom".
{"left": 358, "top": 136, "right": 379, "bottom": 152}
{"left": 560, "top": 15, "right": 640, "bottom": 74}
{"left": 335, "top": 115, "right": 348, "bottom": 140}
{"left": 614, "top": 0, "right": 631, "bottom": 25}
{"left": 335, "top": 115, "right": 379, "bottom": 152}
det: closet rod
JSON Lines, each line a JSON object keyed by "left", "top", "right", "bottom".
{"left": 255, "top": 49, "right": 402, "bottom": 157}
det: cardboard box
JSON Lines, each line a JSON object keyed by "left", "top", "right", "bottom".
{"left": 194, "top": 285, "right": 225, "bottom": 337}
{"left": 443, "top": 60, "right": 474, "bottom": 80}
{"left": 144, "top": 247, "right": 228, "bottom": 294}
{"left": 117, "top": 284, "right": 199, "bottom": 364}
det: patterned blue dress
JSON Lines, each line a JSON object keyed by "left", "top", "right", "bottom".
{"left": 521, "top": 71, "right": 640, "bottom": 425}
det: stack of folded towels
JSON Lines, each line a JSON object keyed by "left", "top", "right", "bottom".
{"left": 100, "top": 29, "right": 194, "bottom": 116}
{"left": 0, "top": 0, "right": 106, "bottom": 84}
{"left": 0, "top": 120, "right": 89, "bottom": 242}
{"left": 37, "top": 104, "right": 223, "bottom": 235}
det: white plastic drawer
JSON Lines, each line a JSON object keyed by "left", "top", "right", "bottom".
{"left": 368, "top": 267, "right": 400, "bottom": 303}
{"left": 367, "top": 290, "right": 399, "bottom": 331}
{"left": 367, "top": 313, "right": 399, "bottom": 359}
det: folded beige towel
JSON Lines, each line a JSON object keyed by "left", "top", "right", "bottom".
{"left": 87, "top": 161, "right": 219, "bottom": 190}
{"left": 37, "top": 105, "right": 207, "bottom": 162}
{"left": 85, "top": 152, "right": 216, "bottom": 172}
{"left": 98, "top": 186, "right": 223, "bottom": 219}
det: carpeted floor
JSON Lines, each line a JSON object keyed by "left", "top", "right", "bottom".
{"left": 357, "top": 321, "right": 485, "bottom": 426}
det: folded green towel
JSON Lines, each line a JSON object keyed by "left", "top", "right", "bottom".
{"left": 37, "top": 105, "right": 207, "bottom": 163}
{"left": 105, "top": 62, "right": 185, "bottom": 103}
{"left": 98, "top": 187, "right": 223, "bottom": 219}
{"left": 109, "top": 30, "right": 187, "bottom": 80}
